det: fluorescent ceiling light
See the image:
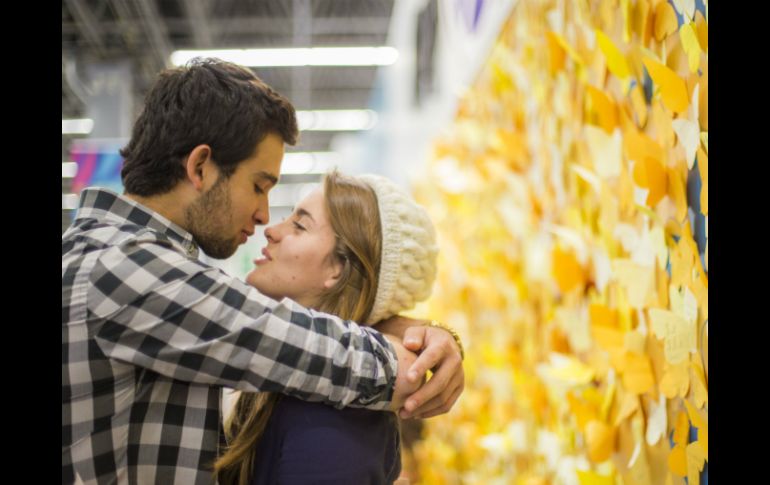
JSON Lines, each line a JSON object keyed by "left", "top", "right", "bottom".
{"left": 62, "top": 162, "right": 78, "bottom": 178}
{"left": 281, "top": 152, "right": 336, "bottom": 175}
{"left": 297, "top": 110, "right": 378, "bottom": 131}
{"left": 62, "top": 119, "right": 94, "bottom": 134}
{"left": 170, "top": 47, "right": 399, "bottom": 67}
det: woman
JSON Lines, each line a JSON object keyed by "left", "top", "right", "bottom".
{"left": 214, "top": 170, "right": 439, "bottom": 485}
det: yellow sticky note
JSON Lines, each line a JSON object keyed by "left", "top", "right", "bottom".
{"left": 547, "top": 354, "right": 596, "bottom": 385}
{"left": 668, "top": 444, "right": 687, "bottom": 477}
{"left": 669, "top": 285, "right": 698, "bottom": 324}
{"left": 687, "top": 440, "right": 707, "bottom": 485}
{"left": 614, "top": 260, "right": 656, "bottom": 309}
{"left": 578, "top": 470, "right": 615, "bottom": 485}
{"left": 643, "top": 57, "right": 690, "bottom": 113}
{"left": 614, "top": 392, "right": 639, "bottom": 426}
{"left": 585, "top": 125, "right": 622, "bottom": 178}
{"left": 587, "top": 86, "right": 620, "bottom": 133}
{"left": 660, "top": 360, "right": 690, "bottom": 398}
{"left": 630, "top": 84, "right": 648, "bottom": 127}
{"left": 645, "top": 393, "right": 667, "bottom": 445}
{"left": 672, "top": 85, "right": 701, "bottom": 169}
{"left": 654, "top": 1, "right": 679, "bottom": 42}
{"left": 596, "top": 29, "right": 631, "bottom": 80}
{"left": 648, "top": 308, "right": 696, "bottom": 364}
{"left": 586, "top": 420, "right": 616, "bottom": 462}
{"left": 697, "top": 148, "right": 708, "bottom": 214}
{"left": 690, "top": 358, "right": 708, "bottom": 409}
{"left": 679, "top": 22, "right": 702, "bottom": 73}
{"left": 624, "top": 352, "right": 655, "bottom": 395}
{"left": 684, "top": 400, "right": 708, "bottom": 455}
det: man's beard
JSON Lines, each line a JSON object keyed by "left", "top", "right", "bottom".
{"left": 184, "top": 176, "right": 238, "bottom": 259}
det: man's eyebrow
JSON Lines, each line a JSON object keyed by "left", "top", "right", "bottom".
{"left": 295, "top": 207, "right": 315, "bottom": 222}
{"left": 256, "top": 171, "right": 279, "bottom": 186}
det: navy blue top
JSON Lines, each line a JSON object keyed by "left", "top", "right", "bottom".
{"left": 249, "top": 396, "right": 401, "bottom": 485}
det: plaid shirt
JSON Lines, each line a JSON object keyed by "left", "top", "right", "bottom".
{"left": 62, "top": 188, "right": 398, "bottom": 485}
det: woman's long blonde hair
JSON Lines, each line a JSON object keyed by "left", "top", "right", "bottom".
{"left": 213, "top": 171, "right": 383, "bottom": 485}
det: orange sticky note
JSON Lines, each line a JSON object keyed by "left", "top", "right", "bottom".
{"left": 629, "top": 84, "right": 648, "bottom": 127}
{"left": 654, "top": 1, "right": 679, "bottom": 41}
{"left": 643, "top": 57, "right": 689, "bottom": 113}
{"left": 633, "top": 157, "right": 668, "bottom": 207}
{"left": 669, "top": 445, "right": 687, "bottom": 477}
{"left": 668, "top": 167, "right": 689, "bottom": 222}
{"left": 624, "top": 127, "right": 664, "bottom": 163}
{"left": 586, "top": 420, "right": 616, "bottom": 462}
{"left": 590, "top": 304, "right": 619, "bottom": 328}
{"left": 587, "top": 86, "right": 620, "bottom": 133}
{"left": 546, "top": 32, "right": 567, "bottom": 74}
{"left": 694, "top": 11, "right": 708, "bottom": 51}
{"left": 672, "top": 410, "right": 690, "bottom": 446}
{"left": 553, "top": 246, "right": 585, "bottom": 293}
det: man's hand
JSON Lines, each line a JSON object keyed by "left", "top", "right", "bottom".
{"left": 399, "top": 324, "right": 464, "bottom": 419}
{"left": 375, "top": 316, "right": 465, "bottom": 419}
{"left": 383, "top": 335, "right": 424, "bottom": 412}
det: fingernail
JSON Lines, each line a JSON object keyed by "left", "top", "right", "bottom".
{"left": 399, "top": 409, "right": 409, "bottom": 419}
{"left": 405, "top": 338, "right": 418, "bottom": 346}
{"left": 408, "top": 370, "right": 418, "bottom": 381}
{"left": 406, "top": 400, "right": 416, "bottom": 412}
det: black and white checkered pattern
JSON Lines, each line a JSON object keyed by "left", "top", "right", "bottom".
{"left": 62, "top": 188, "right": 397, "bottom": 485}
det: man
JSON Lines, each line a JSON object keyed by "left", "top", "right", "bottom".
{"left": 62, "top": 58, "right": 464, "bottom": 484}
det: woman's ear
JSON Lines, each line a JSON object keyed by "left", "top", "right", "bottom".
{"left": 322, "top": 258, "right": 345, "bottom": 290}
{"left": 184, "top": 145, "right": 214, "bottom": 191}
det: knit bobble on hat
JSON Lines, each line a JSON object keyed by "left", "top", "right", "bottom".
{"left": 357, "top": 174, "right": 438, "bottom": 324}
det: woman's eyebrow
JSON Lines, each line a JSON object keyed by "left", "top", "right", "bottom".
{"left": 295, "top": 207, "right": 316, "bottom": 223}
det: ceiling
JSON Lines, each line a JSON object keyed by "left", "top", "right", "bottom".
{"left": 62, "top": 0, "right": 396, "bottom": 154}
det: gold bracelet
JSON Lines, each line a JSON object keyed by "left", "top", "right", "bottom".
{"left": 428, "top": 321, "right": 465, "bottom": 360}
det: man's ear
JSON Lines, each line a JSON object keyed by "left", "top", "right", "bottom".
{"left": 184, "top": 145, "right": 215, "bottom": 191}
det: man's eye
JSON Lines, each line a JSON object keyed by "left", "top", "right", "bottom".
{"left": 254, "top": 185, "right": 264, "bottom": 194}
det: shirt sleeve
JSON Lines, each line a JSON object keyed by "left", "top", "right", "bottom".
{"left": 86, "top": 232, "right": 397, "bottom": 410}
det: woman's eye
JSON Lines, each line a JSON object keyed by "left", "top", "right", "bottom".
{"left": 254, "top": 185, "right": 264, "bottom": 194}
{"left": 293, "top": 221, "right": 306, "bottom": 231}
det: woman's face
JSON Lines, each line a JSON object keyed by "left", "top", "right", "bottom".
{"left": 245, "top": 187, "right": 342, "bottom": 307}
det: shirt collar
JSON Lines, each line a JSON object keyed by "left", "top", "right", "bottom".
{"left": 74, "top": 187, "right": 200, "bottom": 258}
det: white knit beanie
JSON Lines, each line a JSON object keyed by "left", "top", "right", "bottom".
{"left": 357, "top": 174, "right": 439, "bottom": 324}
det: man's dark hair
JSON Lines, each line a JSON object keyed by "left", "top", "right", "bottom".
{"left": 120, "top": 57, "right": 298, "bottom": 196}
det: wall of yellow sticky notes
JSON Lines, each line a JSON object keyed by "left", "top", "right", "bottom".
{"left": 410, "top": 0, "right": 708, "bottom": 484}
